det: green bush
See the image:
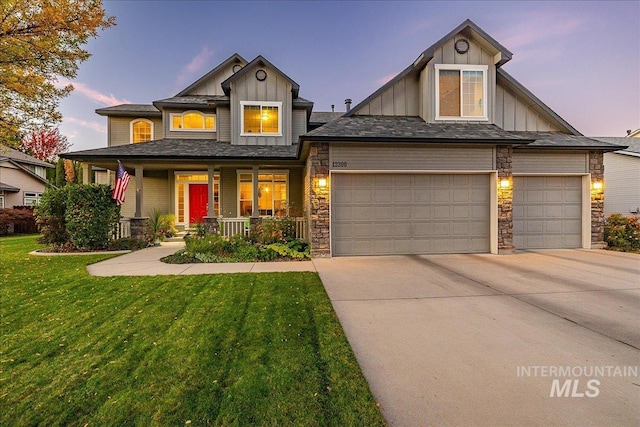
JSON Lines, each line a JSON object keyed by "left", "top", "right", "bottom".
{"left": 605, "top": 213, "right": 640, "bottom": 252}
{"left": 35, "top": 186, "right": 71, "bottom": 245}
{"left": 254, "top": 217, "right": 296, "bottom": 244}
{"left": 107, "top": 237, "right": 148, "bottom": 251}
{"left": 64, "top": 184, "right": 120, "bottom": 250}
{"left": 159, "top": 213, "right": 178, "bottom": 238}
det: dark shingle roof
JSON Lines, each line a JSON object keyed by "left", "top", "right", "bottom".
{"left": 96, "top": 104, "right": 161, "bottom": 117}
{"left": 0, "top": 145, "right": 54, "bottom": 168}
{"left": 309, "top": 112, "right": 343, "bottom": 124}
{"left": 153, "top": 95, "right": 229, "bottom": 109}
{"left": 591, "top": 137, "right": 638, "bottom": 155}
{"left": 303, "top": 116, "right": 532, "bottom": 142}
{"left": 514, "top": 133, "right": 628, "bottom": 150}
{"left": 63, "top": 139, "right": 299, "bottom": 161}
{"left": 0, "top": 182, "right": 20, "bottom": 192}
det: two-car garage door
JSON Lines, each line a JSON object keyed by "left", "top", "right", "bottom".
{"left": 331, "top": 173, "right": 491, "bottom": 256}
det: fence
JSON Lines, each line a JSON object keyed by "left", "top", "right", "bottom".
{"left": 218, "top": 217, "right": 306, "bottom": 240}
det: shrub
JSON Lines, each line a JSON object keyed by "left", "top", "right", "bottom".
{"left": 254, "top": 217, "right": 296, "bottom": 244}
{"left": 64, "top": 184, "right": 120, "bottom": 250}
{"left": 35, "top": 186, "right": 70, "bottom": 244}
{"left": 107, "top": 237, "right": 148, "bottom": 251}
{"left": 159, "top": 213, "right": 178, "bottom": 238}
{"left": 0, "top": 207, "right": 37, "bottom": 235}
{"left": 605, "top": 213, "right": 640, "bottom": 252}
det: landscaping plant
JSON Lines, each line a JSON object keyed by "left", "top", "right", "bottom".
{"left": 604, "top": 213, "right": 640, "bottom": 252}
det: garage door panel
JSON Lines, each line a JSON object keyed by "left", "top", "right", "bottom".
{"left": 331, "top": 173, "right": 490, "bottom": 256}
{"left": 514, "top": 176, "right": 582, "bottom": 249}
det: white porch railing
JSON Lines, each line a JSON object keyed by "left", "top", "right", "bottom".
{"left": 112, "top": 218, "right": 131, "bottom": 240}
{"left": 217, "top": 217, "right": 306, "bottom": 240}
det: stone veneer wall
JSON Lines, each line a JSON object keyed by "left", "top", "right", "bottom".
{"left": 496, "top": 145, "right": 514, "bottom": 253}
{"left": 589, "top": 151, "right": 605, "bottom": 246}
{"left": 307, "top": 142, "right": 330, "bottom": 257}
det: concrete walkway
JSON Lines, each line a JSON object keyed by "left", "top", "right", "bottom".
{"left": 87, "top": 241, "right": 316, "bottom": 276}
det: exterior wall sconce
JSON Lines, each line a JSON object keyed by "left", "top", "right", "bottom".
{"left": 500, "top": 179, "right": 510, "bottom": 189}
{"left": 317, "top": 178, "right": 327, "bottom": 188}
{"left": 592, "top": 181, "right": 603, "bottom": 191}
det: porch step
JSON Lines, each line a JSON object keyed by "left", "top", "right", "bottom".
{"left": 165, "top": 231, "right": 189, "bottom": 242}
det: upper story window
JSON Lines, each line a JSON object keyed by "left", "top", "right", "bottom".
{"left": 131, "top": 119, "right": 153, "bottom": 143}
{"left": 435, "top": 64, "right": 488, "bottom": 120}
{"left": 170, "top": 111, "right": 216, "bottom": 131}
{"left": 241, "top": 101, "right": 282, "bottom": 136}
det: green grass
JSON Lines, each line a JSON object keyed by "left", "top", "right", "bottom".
{"left": 0, "top": 235, "right": 385, "bottom": 426}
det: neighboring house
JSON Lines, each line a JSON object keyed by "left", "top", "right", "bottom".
{"left": 0, "top": 145, "right": 54, "bottom": 208}
{"left": 593, "top": 137, "right": 639, "bottom": 217}
{"left": 64, "top": 19, "right": 625, "bottom": 256}
{"left": 626, "top": 128, "right": 640, "bottom": 138}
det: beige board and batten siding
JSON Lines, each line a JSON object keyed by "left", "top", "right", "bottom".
{"left": 330, "top": 144, "right": 494, "bottom": 171}
{"left": 230, "top": 64, "right": 292, "bottom": 146}
{"left": 220, "top": 167, "right": 238, "bottom": 218}
{"left": 494, "top": 84, "right": 560, "bottom": 132}
{"left": 421, "top": 35, "right": 496, "bottom": 123}
{"left": 603, "top": 152, "right": 640, "bottom": 216}
{"left": 292, "top": 109, "right": 307, "bottom": 142}
{"left": 163, "top": 109, "right": 216, "bottom": 140}
{"left": 184, "top": 62, "right": 239, "bottom": 96}
{"left": 353, "top": 73, "right": 420, "bottom": 116}
{"left": 108, "top": 117, "right": 163, "bottom": 147}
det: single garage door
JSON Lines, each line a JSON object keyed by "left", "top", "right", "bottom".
{"left": 513, "top": 176, "right": 582, "bottom": 249}
{"left": 331, "top": 173, "right": 490, "bottom": 256}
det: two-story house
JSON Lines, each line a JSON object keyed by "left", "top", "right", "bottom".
{"left": 64, "top": 19, "right": 625, "bottom": 256}
{"left": 0, "top": 145, "right": 54, "bottom": 208}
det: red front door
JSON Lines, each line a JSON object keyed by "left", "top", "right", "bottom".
{"left": 189, "top": 184, "right": 208, "bottom": 224}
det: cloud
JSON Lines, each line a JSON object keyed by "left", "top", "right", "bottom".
{"left": 56, "top": 78, "right": 130, "bottom": 106}
{"left": 497, "top": 12, "right": 584, "bottom": 51}
{"left": 64, "top": 117, "right": 107, "bottom": 134}
{"left": 175, "top": 46, "right": 214, "bottom": 89}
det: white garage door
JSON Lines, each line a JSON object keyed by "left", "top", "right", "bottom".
{"left": 513, "top": 176, "right": 582, "bottom": 249}
{"left": 331, "top": 173, "right": 490, "bottom": 256}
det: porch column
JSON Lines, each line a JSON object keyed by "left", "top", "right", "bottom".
{"left": 134, "top": 165, "right": 144, "bottom": 218}
{"left": 207, "top": 164, "right": 215, "bottom": 217}
{"left": 251, "top": 166, "right": 259, "bottom": 217}
{"left": 81, "top": 163, "right": 91, "bottom": 184}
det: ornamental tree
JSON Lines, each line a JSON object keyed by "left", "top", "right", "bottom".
{"left": 0, "top": 0, "right": 115, "bottom": 142}
{"left": 20, "top": 128, "right": 70, "bottom": 162}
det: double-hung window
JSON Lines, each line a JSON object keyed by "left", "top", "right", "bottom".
{"left": 241, "top": 101, "right": 282, "bottom": 136}
{"left": 435, "top": 64, "right": 488, "bottom": 120}
{"left": 237, "top": 171, "right": 288, "bottom": 217}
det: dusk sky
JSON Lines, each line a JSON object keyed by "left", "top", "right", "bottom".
{"left": 59, "top": 0, "right": 640, "bottom": 152}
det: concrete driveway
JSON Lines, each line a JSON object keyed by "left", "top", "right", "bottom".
{"left": 313, "top": 249, "right": 640, "bottom": 426}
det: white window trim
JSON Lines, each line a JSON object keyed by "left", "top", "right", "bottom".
{"left": 23, "top": 191, "right": 42, "bottom": 206}
{"left": 435, "top": 64, "right": 488, "bottom": 121}
{"left": 130, "top": 118, "right": 154, "bottom": 144}
{"left": 236, "top": 170, "right": 289, "bottom": 217}
{"left": 0, "top": 191, "right": 4, "bottom": 209}
{"left": 240, "top": 101, "right": 283, "bottom": 136}
{"left": 169, "top": 111, "right": 216, "bottom": 132}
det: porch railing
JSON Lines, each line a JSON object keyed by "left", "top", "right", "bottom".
{"left": 111, "top": 218, "right": 131, "bottom": 240}
{"left": 217, "top": 217, "right": 306, "bottom": 240}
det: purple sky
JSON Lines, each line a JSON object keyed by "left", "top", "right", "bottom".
{"left": 59, "top": 1, "right": 640, "bottom": 152}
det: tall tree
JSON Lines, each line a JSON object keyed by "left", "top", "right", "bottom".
{"left": 20, "top": 128, "right": 70, "bottom": 162}
{"left": 0, "top": 1, "right": 115, "bottom": 143}
{"left": 55, "top": 158, "right": 65, "bottom": 187}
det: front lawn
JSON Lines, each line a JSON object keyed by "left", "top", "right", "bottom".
{"left": 0, "top": 235, "right": 385, "bottom": 426}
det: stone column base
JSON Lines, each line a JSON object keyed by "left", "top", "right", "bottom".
{"left": 498, "top": 246, "right": 517, "bottom": 255}
{"left": 590, "top": 241, "right": 608, "bottom": 249}
{"left": 129, "top": 217, "right": 150, "bottom": 241}
{"left": 203, "top": 217, "right": 219, "bottom": 234}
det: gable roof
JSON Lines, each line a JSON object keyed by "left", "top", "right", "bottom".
{"left": 221, "top": 55, "right": 300, "bottom": 98}
{"left": 176, "top": 53, "right": 248, "bottom": 96}
{"left": 96, "top": 104, "right": 161, "bottom": 117}
{"left": 0, "top": 145, "right": 55, "bottom": 168}
{"left": 347, "top": 19, "right": 512, "bottom": 117}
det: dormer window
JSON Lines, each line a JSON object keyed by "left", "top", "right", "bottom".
{"left": 435, "top": 64, "right": 488, "bottom": 121}
{"left": 241, "top": 101, "right": 282, "bottom": 136}
{"left": 170, "top": 111, "right": 216, "bottom": 131}
{"left": 131, "top": 119, "right": 153, "bottom": 143}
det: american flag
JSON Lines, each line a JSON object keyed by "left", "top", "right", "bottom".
{"left": 111, "top": 162, "right": 130, "bottom": 206}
